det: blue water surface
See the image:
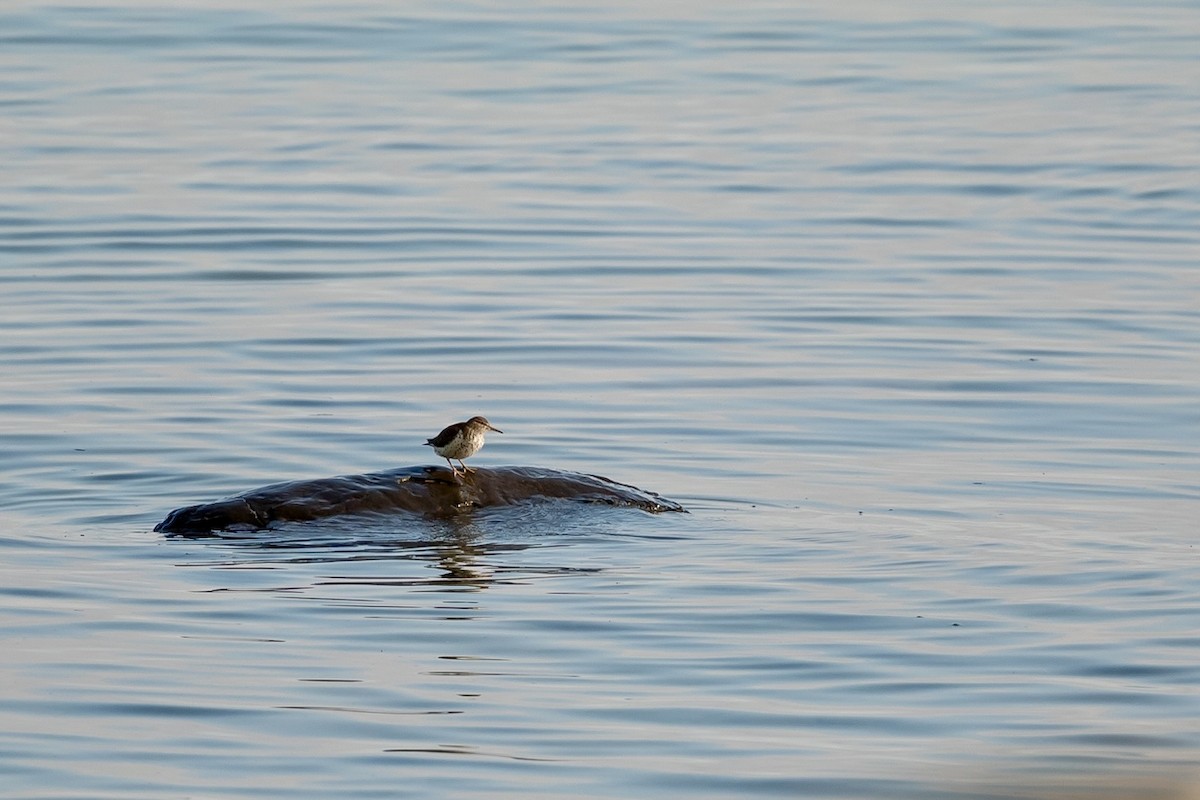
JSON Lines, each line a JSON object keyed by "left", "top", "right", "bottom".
{"left": 1, "top": 1, "right": 1199, "bottom": 797}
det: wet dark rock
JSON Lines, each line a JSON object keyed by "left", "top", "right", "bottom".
{"left": 154, "top": 465, "right": 684, "bottom": 535}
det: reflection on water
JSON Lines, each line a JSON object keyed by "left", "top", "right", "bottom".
{"left": 429, "top": 520, "right": 494, "bottom": 589}
{"left": 178, "top": 519, "right": 500, "bottom": 582}
{"left": 171, "top": 505, "right": 615, "bottom": 596}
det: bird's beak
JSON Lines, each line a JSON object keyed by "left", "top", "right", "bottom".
{"left": 488, "top": 423, "right": 503, "bottom": 433}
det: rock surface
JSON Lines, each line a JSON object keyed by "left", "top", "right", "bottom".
{"left": 154, "top": 465, "right": 685, "bottom": 534}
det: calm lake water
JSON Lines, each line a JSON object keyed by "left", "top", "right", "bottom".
{"left": 2, "top": 1, "right": 1199, "bottom": 797}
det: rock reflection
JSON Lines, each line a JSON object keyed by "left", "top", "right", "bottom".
{"left": 169, "top": 502, "right": 609, "bottom": 598}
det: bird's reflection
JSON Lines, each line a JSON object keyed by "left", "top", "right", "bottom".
{"left": 426, "top": 514, "right": 492, "bottom": 589}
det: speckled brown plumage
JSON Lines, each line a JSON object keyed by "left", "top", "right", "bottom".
{"left": 423, "top": 416, "right": 502, "bottom": 475}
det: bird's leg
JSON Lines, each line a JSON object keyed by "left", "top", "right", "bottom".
{"left": 458, "top": 460, "right": 474, "bottom": 474}
{"left": 444, "top": 457, "right": 459, "bottom": 476}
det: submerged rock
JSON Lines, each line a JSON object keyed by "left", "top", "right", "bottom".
{"left": 154, "top": 465, "right": 684, "bottom": 535}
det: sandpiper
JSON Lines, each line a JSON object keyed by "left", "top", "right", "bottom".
{"left": 423, "top": 416, "right": 502, "bottom": 476}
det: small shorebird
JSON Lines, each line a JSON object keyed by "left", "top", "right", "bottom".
{"left": 423, "top": 416, "right": 502, "bottom": 476}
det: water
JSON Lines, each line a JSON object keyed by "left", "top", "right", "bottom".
{"left": 2, "top": 1, "right": 1199, "bottom": 797}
